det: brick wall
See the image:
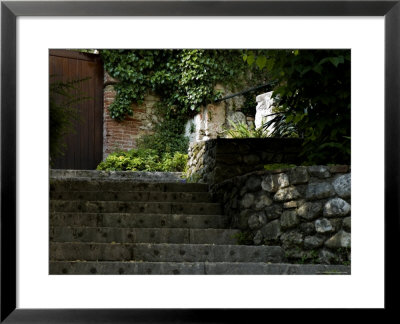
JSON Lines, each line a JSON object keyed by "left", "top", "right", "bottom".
{"left": 103, "top": 73, "right": 160, "bottom": 159}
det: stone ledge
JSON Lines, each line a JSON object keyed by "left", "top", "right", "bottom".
{"left": 187, "top": 138, "right": 303, "bottom": 185}
{"left": 50, "top": 261, "right": 350, "bottom": 275}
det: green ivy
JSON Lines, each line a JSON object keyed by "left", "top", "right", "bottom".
{"left": 100, "top": 49, "right": 266, "bottom": 121}
{"left": 136, "top": 104, "right": 189, "bottom": 155}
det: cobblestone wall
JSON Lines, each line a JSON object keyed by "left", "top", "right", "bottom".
{"left": 187, "top": 138, "right": 303, "bottom": 184}
{"left": 211, "top": 165, "right": 351, "bottom": 265}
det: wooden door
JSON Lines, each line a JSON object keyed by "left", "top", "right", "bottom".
{"left": 50, "top": 50, "right": 103, "bottom": 170}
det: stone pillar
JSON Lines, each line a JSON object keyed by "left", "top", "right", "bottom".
{"left": 255, "top": 91, "right": 275, "bottom": 130}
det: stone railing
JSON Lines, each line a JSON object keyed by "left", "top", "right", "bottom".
{"left": 211, "top": 165, "right": 351, "bottom": 265}
{"left": 187, "top": 138, "right": 303, "bottom": 184}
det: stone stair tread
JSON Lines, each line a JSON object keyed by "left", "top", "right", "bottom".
{"left": 50, "top": 191, "right": 212, "bottom": 203}
{"left": 50, "top": 261, "right": 351, "bottom": 275}
{"left": 50, "top": 180, "right": 209, "bottom": 192}
{"left": 50, "top": 242, "right": 284, "bottom": 263}
{"left": 50, "top": 200, "right": 222, "bottom": 215}
{"left": 50, "top": 212, "right": 228, "bottom": 229}
{"left": 50, "top": 226, "right": 240, "bottom": 244}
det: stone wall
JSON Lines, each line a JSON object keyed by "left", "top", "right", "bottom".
{"left": 255, "top": 91, "right": 274, "bottom": 130}
{"left": 103, "top": 73, "right": 160, "bottom": 158}
{"left": 184, "top": 85, "right": 258, "bottom": 142}
{"left": 211, "top": 165, "right": 351, "bottom": 265}
{"left": 187, "top": 138, "right": 303, "bottom": 184}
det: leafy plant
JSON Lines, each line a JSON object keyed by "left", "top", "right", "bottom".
{"left": 244, "top": 49, "right": 351, "bottom": 165}
{"left": 136, "top": 104, "right": 189, "bottom": 156}
{"left": 97, "top": 148, "right": 188, "bottom": 172}
{"left": 223, "top": 119, "right": 269, "bottom": 138}
{"left": 49, "top": 77, "right": 90, "bottom": 164}
{"left": 100, "top": 49, "right": 266, "bottom": 121}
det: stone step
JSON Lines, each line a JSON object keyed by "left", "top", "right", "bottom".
{"left": 50, "top": 243, "right": 283, "bottom": 263}
{"left": 50, "top": 191, "right": 212, "bottom": 203}
{"left": 50, "top": 180, "right": 208, "bottom": 193}
{"left": 50, "top": 200, "right": 222, "bottom": 215}
{"left": 50, "top": 170, "right": 184, "bottom": 182}
{"left": 50, "top": 212, "right": 228, "bottom": 229}
{"left": 50, "top": 227, "right": 241, "bottom": 245}
{"left": 49, "top": 261, "right": 351, "bottom": 275}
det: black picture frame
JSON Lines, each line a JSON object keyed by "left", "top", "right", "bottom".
{"left": 1, "top": 0, "right": 399, "bottom": 322}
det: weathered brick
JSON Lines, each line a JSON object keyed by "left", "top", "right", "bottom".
{"left": 103, "top": 85, "right": 161, "bottom": 157}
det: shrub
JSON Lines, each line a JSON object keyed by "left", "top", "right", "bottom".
{"left": 223, "top": 119, "right": 269, "bottom": 138}
{"left": 97, "top": 148, "right": 188, "bottom": 172}
{"left": 244, "top": 49, "right": 351, "bottom": 164}
{"left": 136, "top": 110, "right": 189, "bottom": 156}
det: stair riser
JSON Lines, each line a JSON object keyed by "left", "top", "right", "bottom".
{"left": 50, "top": 227, "right": 240, "bottom": 245}
{"left": 50, "top": 243, "right": 283, "bottom": 263}
{"left": 50, "top": 191, "right": 211, "bottom": 203}
{"left": 50, "top": 261, "right": 205, "bottom": 275}
{"left": 50, "top": 170, "right": 183, "bottom": 182}
{"left": 50, "top": 201, "right": 222, "bottom": 215}
{"left": 50, "top": 213, "right": 228, "bottom": 229}
{"left": 50, "top": 181, "right": 208, "bottom": 193}
{"left": 50, "top": 261, "right": 351, "bottom": 275}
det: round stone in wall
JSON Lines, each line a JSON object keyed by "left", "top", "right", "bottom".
{"left": 265, "top": 205, "right": 283, "bottom": 220}
{"left": 248, "top": 212, "right": 267, "bottom": 230}
{"left": 315, "top": 218, "right": 333, "bottom": 233}
{"left": 273, "top": 186, "right": 301, "bottom": 202}
{"left": 261, "top": 174, "right": 277, "bottom": 192}
{"left": 289, "top": 166, "right": 309, "bottom": 184}
{"left": 276, "top": 173, "right": 290, "bottom": 188}
{"left": 304, "top": 236, "right": 325, "bottom": 249}
{"left": 240, "top": 193, "right": 255, "bottom": 209}
{"left": 324, "top": 230, "right": 351, "bottom": 249}
{"left": 332, "top": 173, "right": 351, "bottom": 198}
{"left": 280, "top": 231, "right": 303, "bottom": 246}
{"left": 297, "top": 202, "right": 322, "bottom": 220}
{"left": 254, "top": 192, "right": 273, "bottom": 210}
{"left": 228, "top": 111, "right": 247, "bottom": 124}
{"left": 280, "top": 210, "right": 299, "bottom": 229}
{"left": 323, "top": 198, "right": 351, "bottom": 217}
{"left": 260, "top": 219, "right": 281, "bottom": 240}
{"left": 305, "top": 182, "right": 335, "bottom": 200}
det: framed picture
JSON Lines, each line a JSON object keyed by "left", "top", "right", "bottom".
{"left": 1, "top": 0, "right": 398, "bottom": 321}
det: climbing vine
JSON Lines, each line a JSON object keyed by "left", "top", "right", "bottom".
{"left": 100, "top": 49, "right": 266, "bottom": 121}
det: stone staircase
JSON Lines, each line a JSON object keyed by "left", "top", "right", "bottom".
{"left": 49, "top": 170, "right": 350, "bottom": 275}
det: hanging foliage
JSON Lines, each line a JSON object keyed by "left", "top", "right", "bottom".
{"left": 244, "top": 49, "right": 351, "bottom": 164}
